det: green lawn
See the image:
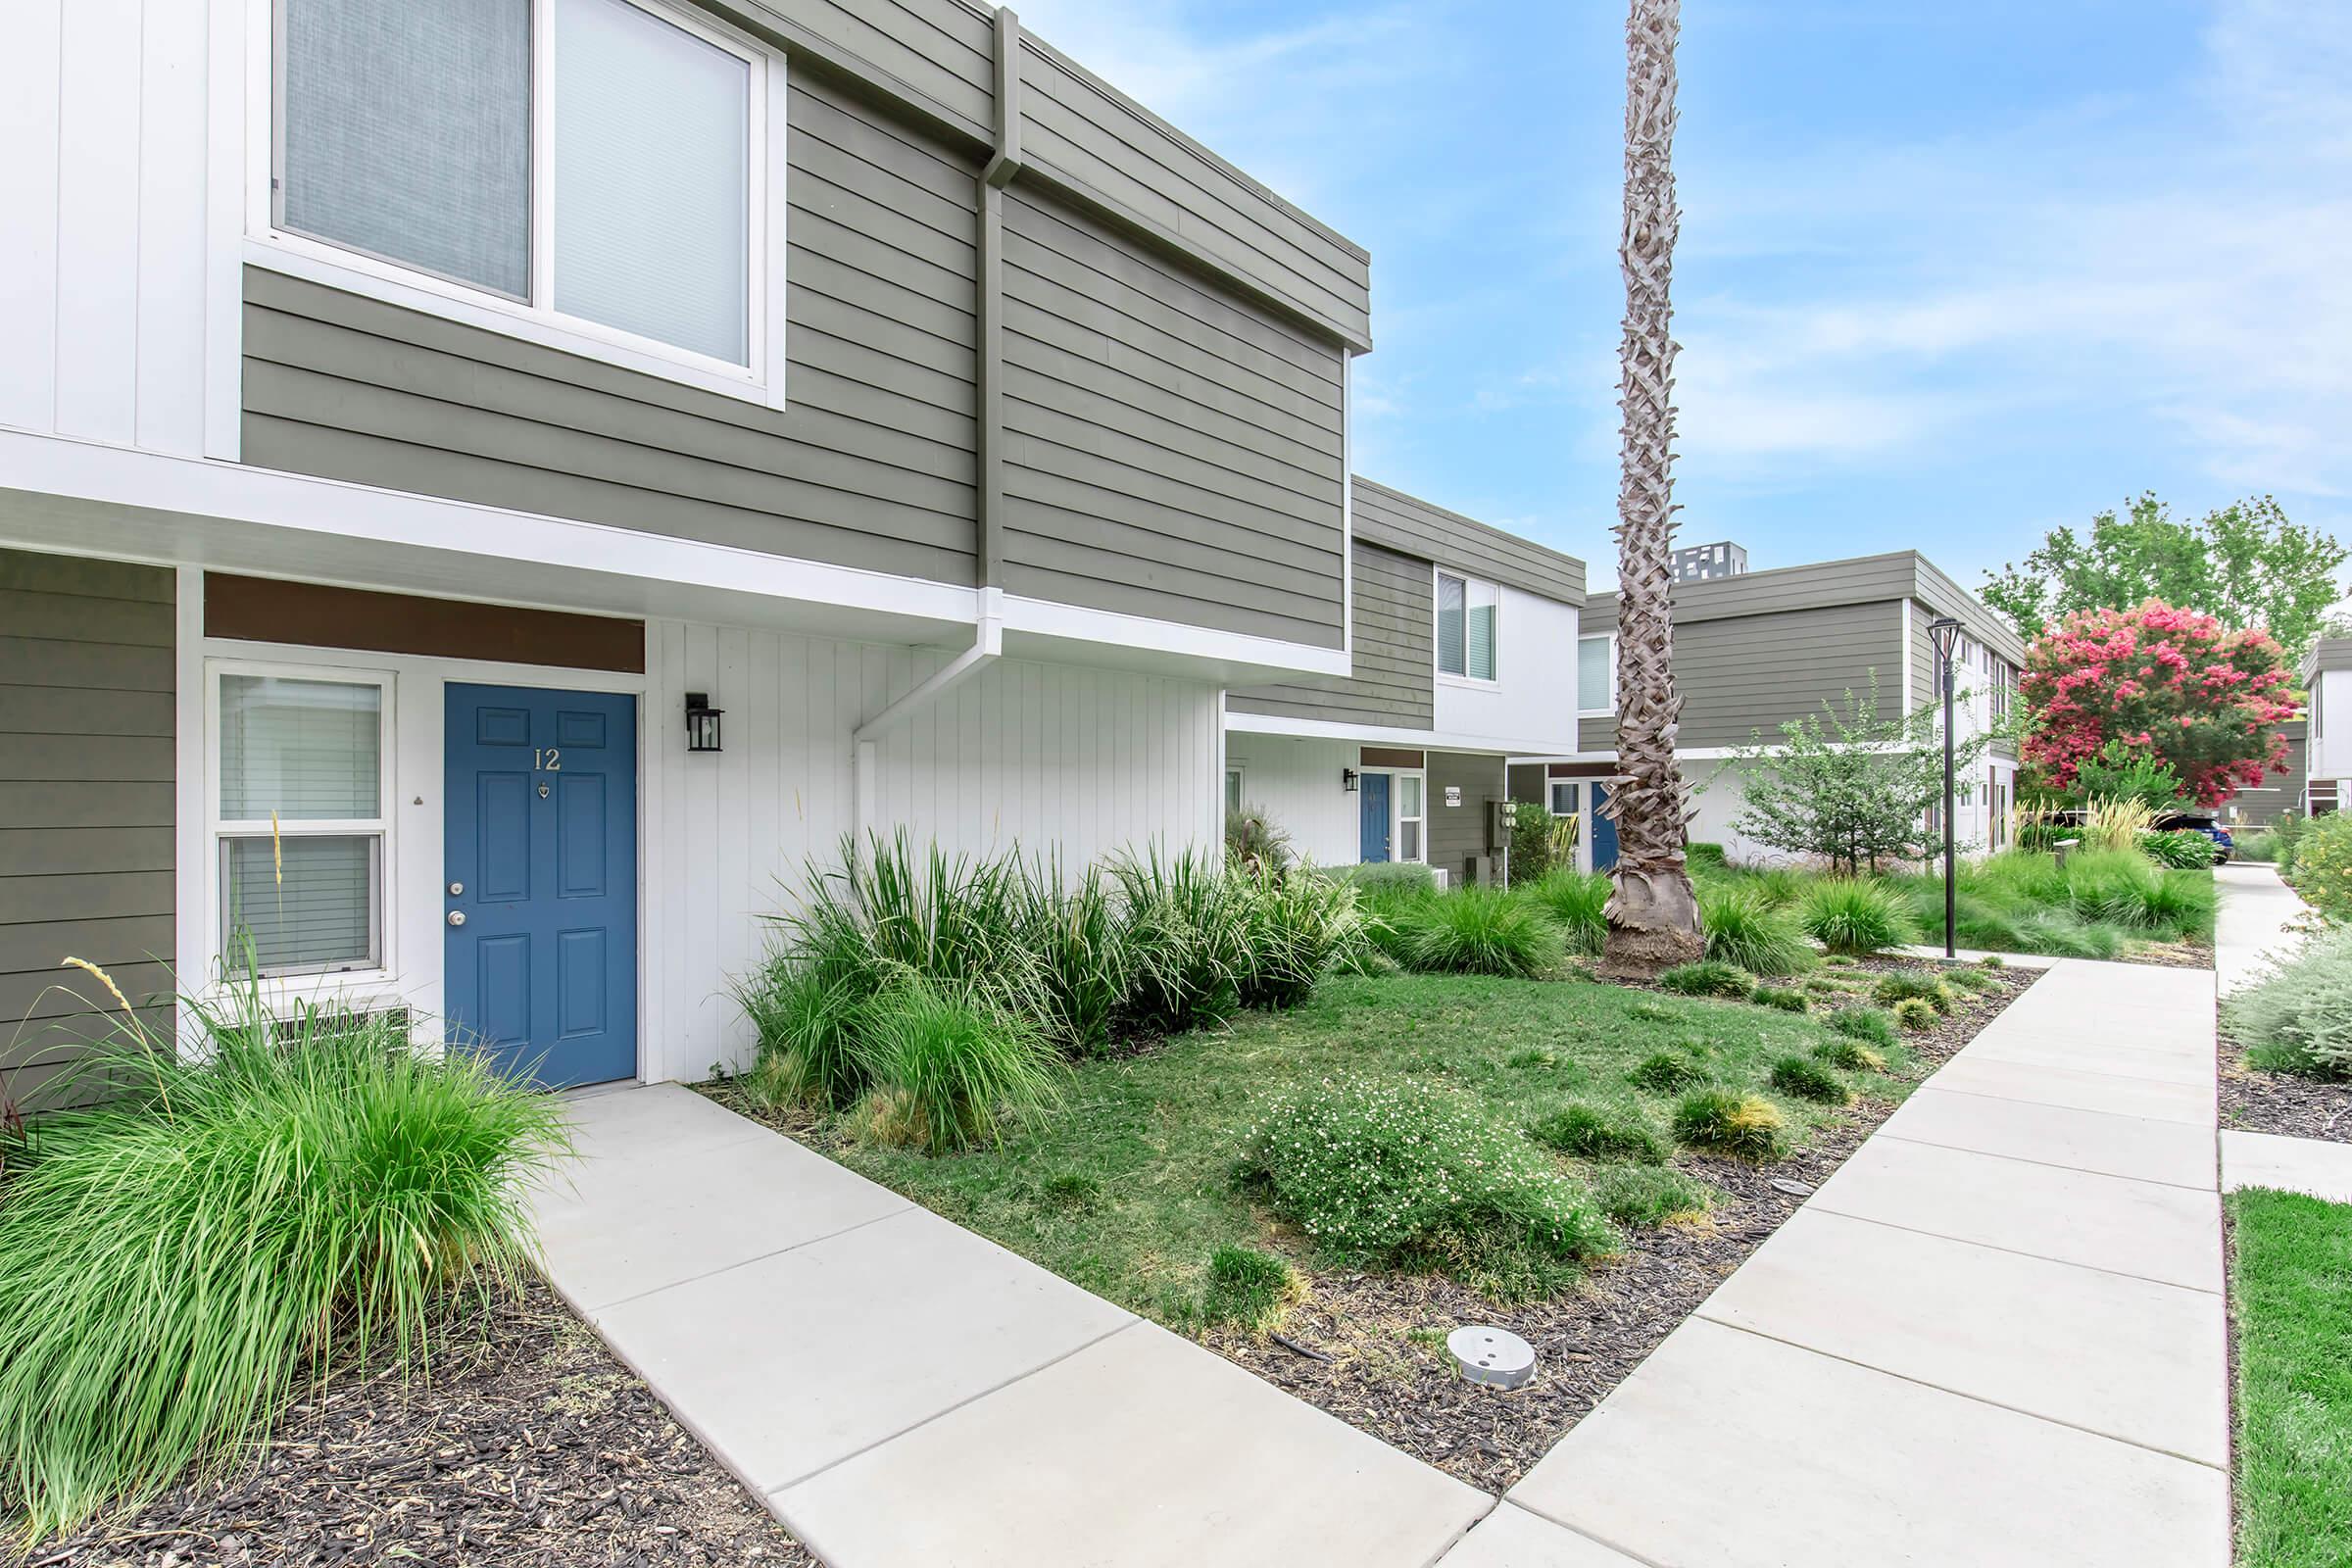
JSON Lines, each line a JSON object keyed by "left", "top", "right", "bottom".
{"left": 2230, "top": 1188, "right": 2352, "bottom": 1567}
{"left": 739, "top": 969, "right": 1926, "bottom": 1331}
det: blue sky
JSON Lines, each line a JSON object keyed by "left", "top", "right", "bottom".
{"left": 1012, "top": 0, "right": 2352, "bottom": 592}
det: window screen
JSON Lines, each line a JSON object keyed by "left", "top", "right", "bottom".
{"left": 1579, "top": 636, "right": 1613, "bottom": 711}
{"left": 555, "top": 0, "right": 751, "bottom": 363}
{"left": 280, "top": 0, "right": 532, "bottom": 298}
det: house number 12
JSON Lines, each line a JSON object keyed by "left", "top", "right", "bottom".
{"left": 534, "top": 749, "right": 563, "bottom": 772}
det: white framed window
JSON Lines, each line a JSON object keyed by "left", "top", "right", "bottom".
{"left": 208, "top": 664, "right": 394, "bottom": 980}
{"left": 1578, "top": 634, "right": 1616, "bottom": 715}
{"left": 1548, "top": 779, "right": 1579, "bottom": 817}
{"left": 1436, "top": 570, "right": 1499, "bottom": 683}
{"left": 1224, "top": 766, "right": 1245, "bottom": 814}
{"left": 255, "top": 0, "right": 772, "bottom": 394}
{"left": 1396, "top": 772, "right": 1426, "bottom": 862}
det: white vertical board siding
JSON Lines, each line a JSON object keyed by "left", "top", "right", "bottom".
{"left": 0, "top": 0, "right": 212, "bottom": 452}
{"left": 1689, "top": 755, "right": 2020, "bottom": 867}
{"left": 1225, "top": 733, "right": 1359, "bottom": 867}
{"left": 642, "top": 620, "right": 1223, "bottom": 1082}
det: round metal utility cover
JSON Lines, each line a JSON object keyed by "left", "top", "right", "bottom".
{"left": 1448, "top": 1325, "right": 1536, "bottom": 1390}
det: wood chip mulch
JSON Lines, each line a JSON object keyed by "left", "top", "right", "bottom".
{"left": 11, "top": 1280, "right": 815, "bottom": 1568}
{"left": 1200, "top": 961, "right": 2041, "bottom": 1494}
{"left": 2220, "top": 1051, "right": 2352, "bottom": 1144}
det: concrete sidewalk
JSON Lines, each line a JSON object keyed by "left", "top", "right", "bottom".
{"left": 1446, "top": 957, "right": 2230, "bottom": 1568}
{"left": 2216, "top": 859, "right": 2307, "bottom": 995}
{"left": 529, "top": 1084, "right": 1488, "bottom": 1568}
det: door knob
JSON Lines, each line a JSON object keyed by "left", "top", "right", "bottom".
{"left": 447, "top": 910, "right": 466, "bottom": 927}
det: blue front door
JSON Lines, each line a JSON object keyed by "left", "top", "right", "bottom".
{"left": 1591, "top": 780, "right": 1620, "bottom": 871}
{"left": 445, "top": 684, "right": 638, "bottom": 1088}
{"left": 1359, "top": 772, "right": 1393, "bottom": 862}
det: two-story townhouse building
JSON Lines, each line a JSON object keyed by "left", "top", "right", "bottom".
{"left": 1224, "top": 478, "right": 1585, "bottom": 883}
{"left": 0, "top": 0, "right": 1374, "bottom": 1096}
{"left": 1510, "top": 550, "right": 2023, "bottom": 868}
{"left": 2298, "top": 639, "right": 2352, "bottom": 816}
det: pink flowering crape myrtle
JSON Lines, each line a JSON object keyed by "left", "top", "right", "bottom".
{"left": 2020, "top": 600, "right": 2297, "bottom": 808}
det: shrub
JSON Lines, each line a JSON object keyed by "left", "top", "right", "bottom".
{"left": 1751, "top": 984, "right": 1810, "bottom": 1013}
{"left": 783, "top": 834, "right": 1041, "bottom": 1023}
{"left": 848, "top": 980, "right": 1060, "bottom": 1153}
{"left": 1199, "top": 1245, "right": 1298, "bottom": 1331}
{"left": 1224, "top": 805, "right": 1292, "bottom": 874}
{"left": 1390, "top": 886, "right": 1563, "bottom": 978}
{"left": 1529, "top": 1101, "right": 1667, "bottom": 1163}
{"left": 1657, "top": 960, "right": 1756, "bottom": 998}
{"left": 1671, "top": 1089, "right": 1787, "bottom": 1160}
{"left": 2140, "top": 829, "right": 2220, "bottom": 869}
{"left": 1113, "top": 847, "right": 1247, "bottom": 1033}
{"left": 1825, "top": 1004, "right": 1897, "bottom": 1048}
{"left": 1627, "top": 1050, "right": 1710, "bottom": 1095}
{"left": 1508, "top": 805, "right": 1581, "bottom": 886}
{"left": 1891, "top": 997, "right": 1940, "bottom": 1032}
{"left": 1697, "top": 885, "right": 1815, "bottom": 976}
{"left": 2224, "top": 926, "right": 2352, "bottom": 1079}
{"left": 1231, "top": 862, "right": 1365, "bottom": 1010}
{"left": 1590, "top": 1166, "right": 1712, "bottom": 1228}
{"left": 0, "top": 979, "right": 564, "bottom": 1537}
{"left": 2274, "top": 811, "right": 2309, "bottom": 875}
{"left": 1873, "top": 971, "right": 1957, "bottom": 1013}
{"left": 1526, "top": 868, "right": 1610, "bottom": 956}
{"left": 2234, "top": 829, "right": 2281, "bottom": 864}
{"left": 1768, "top": 1054, "right": 1850, "bottom": 1104}
{"left": 1812, "top": 1036, "right": 1886, "bottom": 1072}
{"left": 1796, "top": 880, "right": 1921, "bottom": 956}
{"left": 1241, "top": 1078, "right": 1616, "bottom": 1299}
{"left": 1013, "top": 861, "right": 1131, "bottom": 1056}
{"left": 2288, "top": 815, "right": 2352, "bottom": 924}
{"left": 1941, "top": 964, "right": 1997, "bottom": 994}
{"left": 1979, "top": 953, "right": 2007, "bottom": 968}
{"left": 1688, "top": 842, "right": 1729, "bottom": 869}
{"left": 1339, "top": 860, "right": 1441, "bottom": 898}
{"left": 736, "top": 954, "right": 864, "bottom": 1108}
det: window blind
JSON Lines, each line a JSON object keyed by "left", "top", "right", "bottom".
{"left": 222, "top": 835, "right": 379, "bottom": 972}
{"left": 1579, "top": 636, "right": 1612, "bottom": 710}
{"left": 1467, "top": 594, "right": 1497, "bottom": 681}
{"left": 554, "top": 0, "right": 751, "bottom": 364}
{"left": 1437, "top": 574, "right": 1466, "bottom": 676}
{"left": 281, "top": 0, "right": 531, "bottom": 298}
{"left": 220, "top": 676, "right": 383, "bottom": 821}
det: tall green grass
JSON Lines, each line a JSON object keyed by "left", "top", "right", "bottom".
{"left": 1795, "top": 879, "right": 1921, "bottom": 956}
{"left": 1388, "top": 885, "right": 1563, "bottom": 977}
{"left": 847, "top": 980, "right": 1061, "bottom": 1152}
{"left": 1525, "top": 869, "right": 1610, "bottom": 956}
{"left": 0, "top": 976, "right": 565, "bottom": 1539}
{"left": 1695, "top": 884, "right": 1814, "bottom": 975}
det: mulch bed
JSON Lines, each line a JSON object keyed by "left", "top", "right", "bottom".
{"left": 1200, "top": 959, "right": 2041, "bottom": 1494}
{"left": 2220, "top": 1052, "right": 2352, "bottom": 1144}
{"left": 13, "top": 1281, "right": 814, "bottom": 1568}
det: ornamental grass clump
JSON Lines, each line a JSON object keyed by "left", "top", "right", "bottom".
{"left": 1390, "top": 886, "right": 1563, "bottom": 979}
{"left": 1811, "top": 1035, "right": 1886, "bottom": 1073}
{"left": 847, "top": 979, "right": 1060, "bottom": 1153}
{"left": 1626, "top": 1049, "right": 1710, "bottom": 1095}
{"left": 1825, "top": 1004, "right": 1897, "bottom": 1048}
{"left": 1656, "top": 960, "right": 1755, "bottom": 999}
{"left": 1198, "top": 1245, "right": 1299, "bottom": 1332}
{"left": 1696, "top": 885, "right": 1815, "bottom": 977}
{"left": 1229, "top": 861, "right": 1366, "bottom": 1010}
{"left": 1796, "top": 879, "right": 1921, "bottom": 956}
{"left": 1110, "top": 847, "right": 1249, "bottom": 1034}
{"left": 1670, "top": 1088, "right": 1787, "bottom": 1160}
{"left": 0, "top": 973, "right": 566, "bottom": 1540}
{"left": 1873, "top": 971, "right": 1957, "bottom": 1013}
{"left": 1751, "top": 984, "right": 1810, "bottom": 1014}
{"left": 1241, "top": 1077, "right": 1616, "bottom": 1300}
{"left": 1768, "top": 1053, "right": 1849, "bottom": 1104}
{"left": 1589, "top": 1165, "right": 1712, "bottom": 1229}
{"left": 1526, "top": 869, "right": 1611, "bottom": 956}
{"left": 1529, "top": 1101, "right": 1667, "bottom": 1163}
{"left": 1891, "top": 997, "right": 1940, "bottom": 1032}
{"left": 2224, "top": 926, "right": 2352, "bottom": 1080}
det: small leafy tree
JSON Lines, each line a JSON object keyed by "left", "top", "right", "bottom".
{"left": 2070, "top": 738, "right": 2184, "bottom": 808}
{"left": 2019, "top": 601, "right": 2296, "bottom": 808}
{"left": 1507, "top": 803, "right": 1580, "bottom": 885}
{"left": 1727, "top": 678, "right": 1989, "bottom": 874}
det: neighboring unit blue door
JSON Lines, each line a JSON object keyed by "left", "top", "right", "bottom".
{"left": 445, "top": 684, "right": 638, "bottom": 1089}
{"left": 1591, "top": 780, "right": 1620, "bottom": 872}
{"left": 1359, "top": 772, "right": 1393, "bottom": 862}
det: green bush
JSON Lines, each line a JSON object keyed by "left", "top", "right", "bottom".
{"left": 783, "top": 834, "right": 1041, "bottom": 1024}
{"left": 1796, "top": 879, "right": 1921, "bottom": 956}
{"left": 1825, "top": 1004, "right": 1898, "bottom": 1049}
{"left": 2224, "top": 926, "right": 2352, "bottom": 1080}
{"left": 2273, "top": 810, "right": 2309, "bottom": 876}
{"left": 737, "top": 954, "right": 864, "bottom": 1108}
{"left": 1113, "top": 847, "right": 1247, "bottom": 1033}
{"left": 1671, "top": 1088, "right": 1787, "bottom": 1159}
{"left": 848, "top": 980, "right": 1061, "bottom": 1153}
{"left": 1768, "top": 1054, "right": 1849, "bottom": 1103}
{"left": 2234, "top": 829, "right": 2282, "bottom": 864}
{"left": 1941, "top": 964, "right": 1997, "bottom": 994}
{"left": 1811, "top": 1036, "right": 1886, "bottom": 1072}
{"left": 1697, "top": 885, "right": 1815, "bottom": 976}
{"left": 1529, "top": 1101, "right": 1667, "bottom": 1163}
{"left": 1657, "top": 960, "right": 1756, "bottom": 998}
{"left": 1390, "top": 885, "right": 1563, "bottom": 978}
{"left": 1891, "top": 997, "right": 1940, "bottom": 1032}
{"left": 1627, "top": 1050, "right": 1711, "bottom": 1094}
{"left": 1979, "top": 953, "right": 2007, "bottom": 968}
{"left": 1590, "top": 1165, "right": 1712, "bottom": 1228}
{"left": 1873, "top": 971, "right": 1957, "bottom": 1013}
{"left": 1337, "top": 860, "right": 1440, "bottom": 898}
{"left": 1231, "top": 862, "right": 1366, "bottom": 1010}
{"left": 1199, "top": 1245, "right": 1298, "bottom": 1331}
{"left": 2139, "top": 829, "right": 2220, "bottom": 869}
{"left": 0, "top": 981, "right": 565, "bottom": 1537}
{"left": 1241, "top": 1077, "right": 1616, "bottom": 1299}
{"left": 1526, "top": 868, "right": 1610, "bottom": 956}
{"left": 1751, "top": 984, "right": 1810, "bottom": 1013}
{"left": 1507, "top": 805, "right": 1581, "bottom": 886}
{"left": 1687, "top": 842, "right": 1729, "bottom": 869}
{"left": 1224, "top": 805, "right": 1293, "bottom": 874}
{"left": 1015, "top": 861, "right": 1131, "bottom": 1056}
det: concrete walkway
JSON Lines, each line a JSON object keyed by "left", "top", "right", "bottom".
{"left": 529, "top": 1084, "right": 1488, "bottom": 1568}
{"left": 1444, "top": 957, "right": 2230, "bottom": 1568}
{"left": 2215, "top": 859, "right": 2307, "bottom": 994}
{"left": 2213, "top": 862, "right": 2352, "bottom": 1200}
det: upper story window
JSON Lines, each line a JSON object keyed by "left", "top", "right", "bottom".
{"left": 1578, "top": 634, "right": 1616, "bottom": 715}
{"left": 270, "top": 0, "right": 764, "bottom": 373}
{"left": 1437, "top": 571, "right": 1498, "bottom": 682}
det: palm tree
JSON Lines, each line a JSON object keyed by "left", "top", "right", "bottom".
{"left": 1599, "top": 0, "right": 1703, "bottom": 975}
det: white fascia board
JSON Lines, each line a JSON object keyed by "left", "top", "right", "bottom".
{"left": 1225, "top": 708, "right": 1579, "bottom": 759}
{"left": 1001, "top": 595, "right": 1351, "bottom": 684}
{"left": 1503, "top": 747, "right": 1747, "bottom": 764}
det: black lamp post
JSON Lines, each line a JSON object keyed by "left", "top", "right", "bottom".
{"left": 1928, "top": 616, "right": 1963, "bottom": 958}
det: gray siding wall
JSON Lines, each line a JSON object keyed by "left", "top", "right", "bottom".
{"left": 998, "top": 189, "right": 1345, "bottom": 646}
{"left": 0, "top": 549, "right": 176, "bottom": 1104}
{"left": 1227, "top": 540, "right": 1431, "bottom": 724}
{"left": 2232, "top": 720, "right": 2308, "bottom": 829}
{"left": 1658, "top": 601, "right": 1907, "bottom": 750}
{"left": 1351, "top": 479, "right": 1586, "bottom": 605}
{"left": 1427, "top": 750, "right": 1504, "bottom": 879}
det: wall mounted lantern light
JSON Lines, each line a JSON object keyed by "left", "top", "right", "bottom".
{"left": 1342, "top": 767, "right": 1358, "bottom": 793}
{"left": 685, "top": 691, "right": 725, "bottom": 754}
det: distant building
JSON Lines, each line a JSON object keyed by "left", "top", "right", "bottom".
{"left": 1674, "top": 541, "right": 1748, "bottom": 582}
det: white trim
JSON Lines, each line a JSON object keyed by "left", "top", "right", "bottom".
{"left": 1339, "top": 351, "right": 1353, "bottom": 664}
{"left": 172, "top": 567, "right": 209, "bottom": 1050}
{"left": 204, "top": 0, "right": 249, "bottom": 461}
{"left": 1354, "top": 764, "right": 1429, "bottom": 866}
{"left": 1900, "top": 598, "right": 1916, "bottom": 710}
{"left": 1577, "top": 631, "right": 1618, "bottom": 717}
{"left": 245, "top": 0, "right": 783, "bottom": 410}
{"left": 1226, "top": 707, "right": 1576, "bottom": 759}
{"left": 997, "top": 591, "right": 1352, "bottom": 679}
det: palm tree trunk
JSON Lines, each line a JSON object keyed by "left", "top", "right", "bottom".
{"left": 1600, "top": 0, "right": 1704, "bottom": 975}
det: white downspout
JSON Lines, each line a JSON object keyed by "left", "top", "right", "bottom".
{"left": 853, "top": 588, "right": 1005, "bottom": 842}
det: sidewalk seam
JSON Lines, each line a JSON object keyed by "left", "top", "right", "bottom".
{"left": 1871, "top": 1129, "right": 2216, "bottom": 1192}
{"left": 1801, "top": 1201, "right": 2223, "bottom": 1296}
{"left": 579, "top": 1202, "right": 915, "bottom": 1315}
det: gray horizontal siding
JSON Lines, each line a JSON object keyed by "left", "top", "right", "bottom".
{"left": 1672, "top": 601, "right": 1908, "bottom": 749}
{"left": 999, "top": 190, "right": 1346, "bottom": 648}
{"left": 1229, "top": 540, "right": 1433, "bottom": 725}
{"left": 1351, "top": 479, "right": 1585, "bottom": 606}
{"left": 243, "top": 70, "right": 982, "bottom": 585}
{"left": 1428, "top": 751, "right": 1504, "bottom": 879}
{"left": 0, "top": 548, "right": 176, "bottom": 1107}
{"left": 730, "top": 0, "right": 996, "bottom": 135}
